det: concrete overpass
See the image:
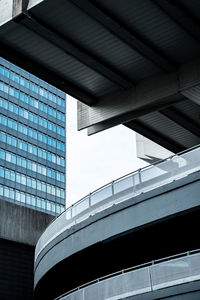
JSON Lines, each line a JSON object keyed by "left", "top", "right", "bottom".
{"left": 1, "top": 0, "right": 200, "bottom": 151}
{"left": 34, "top": 146, "right": 200, "bottom": 299}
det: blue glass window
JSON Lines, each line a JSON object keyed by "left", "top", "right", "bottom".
{"left": 38, "top": 133, "right": 43, "bottom": 142}
{"left": 21, "top": 158, "right": 26, "bottom": 168}
{"left": 9, "top": 87, "right": 14, "bottom": 97}
{"left": 17, "top": 140, "right": 23, "bottom": 150}
{"left": 0, "top": 150, "right": 5, "bottom": 160}
{"left": 0, "top": 66, "right": 4, "bottom": 75}
{"left": 10, "top": 189, "right": 15, "bottom": 199}
{"left": 32, "top": 179, "right": 36, "bottom": 189}
{"left": 13, "top": 105, "right": 18, "bottom": 114}
{"left": 21, "top": 193, "right": 26, "bottom": 203}
{"left": 2, "top": 99, "right": 8, "bottom": 109}
{"left": 0, "top": 132, "right": 6, "bottom": 143}
{"left": 37, "top": 181, "right": 42, "bottom": 191}
{"left": 32, "top": 145, "right": 37, "bottom": 155}
{"left": 61, "top": 174, "right": 65, "bottom": 182}
{"left": 24, "top": 79, "right": 29, "bottom": 89}
{"left": 1, "top": 115, "right": 7, "bottom": 126}
{"left": 4, "top": 69, "right": 9, "bottom": 78}
{"left": 20, "top": 77, "right": 25, "bottom": 86}
{"left": 19, "top": 107, "right": 23, "bottom": 117}
{"left": 10, "top": 171, "right": 15, "bottom": 181}
{"left": 20, "top": 92, "right": 24, "bottom": 101}
{"left": 5, "top": 152, "right": 11, "bottom": 162}
{"left": 4, "top": 186, "right": 9, "bottom": 197}
{"left": 31, "top": 196, "right": 36, "bottom": 206}
{"left": 12, "top": 137, "right": 17, "bottom": 147}
{"left": 0, "top": 167, "right": 4, "bottom": 177}
{"left": 11, "top": 154, "right": 16, "bottom": 164}
{"left": 27, "top": 178, "right": 32, "bottom": 187}
{"left": 34, "top": 85, "right": 38, "bottom": 94}
{"left": 41, "top": 183, "right": 46, "bottom": 193}
{"left": 16, "top": 191, "right": 20, "bottom": 202}
{"left": 14, "top": 74, "right": 20, "bottom": 84}
{"left": 3, "top": 84, "right": 8, "bottom": 93}
{"left": 29, "top": 112, "right": 33, "bottom": 122}
{"left": 24, "top": 94, "right": 29, "bottom": 103}
{"left": 26, "top": 195, "right": 31, "bottom": 205}
{"left": 17, "top": 174, "right": 22, "bottom": 184}
{"left": 56, "top": 205, "right": 61, "bottom": 214}
{"left": 22, "top": 141, "right": 27, "bottom": 151}
{"left": 27, "top": 161, "right": 31, "bottom": 170}
{"left": 14, "top": 89, "right": 19, "bottom": 99}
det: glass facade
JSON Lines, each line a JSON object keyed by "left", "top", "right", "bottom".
{"left": 0, "top": 57, "right": 66, "bottom": 215}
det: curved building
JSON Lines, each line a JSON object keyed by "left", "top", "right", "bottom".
{"left": 34, "top": 146, "right": 200, "bottom": 299}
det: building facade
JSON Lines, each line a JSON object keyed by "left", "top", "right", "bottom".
{"left": 0, "top": 57, "right": 66, "bottom": 216}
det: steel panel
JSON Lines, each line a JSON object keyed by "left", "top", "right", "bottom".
{"left": 94, "top": 0, "right": 200, "bottom": 64}
{"left": 138, "top": 111, "right": 200, "bottom": 149}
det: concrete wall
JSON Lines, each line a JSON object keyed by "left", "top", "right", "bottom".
{"left": 0, "top": 238, "right": 35, "bottom": 299}
{"left": 0, "top": 200, "right": 54, "bottom": 299}
{"left": 0, "top": 199, "right": 54, "bottom": 246}
{"left": 34, "top": 171, "right": 200, "bottom": 299}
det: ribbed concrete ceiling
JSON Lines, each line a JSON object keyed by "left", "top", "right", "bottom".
{"left": 0, "top": 0, "right": 200, "bottom": 151}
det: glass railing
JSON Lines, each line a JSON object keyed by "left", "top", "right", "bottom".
{"left": 55, "top": 249, "right": 200, "bottom": 300}
{"left": 35, "top": 145, "right": 200, "bottom": 262}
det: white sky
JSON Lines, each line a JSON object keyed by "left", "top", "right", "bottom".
{"left": 66, "top": 96, "right": 147, "bottom": 207}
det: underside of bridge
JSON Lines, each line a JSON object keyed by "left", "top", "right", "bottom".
{"left": 1, "top": 0, "right": 200, "bottom": 151}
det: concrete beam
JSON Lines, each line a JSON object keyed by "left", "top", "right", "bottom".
{"left": 77, "top": 59, "right": 200, "bottom": 134}
{"left": 0, "top": 0, "right": 43, "bottom": 26}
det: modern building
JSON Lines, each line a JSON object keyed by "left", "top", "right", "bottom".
{"left": 34, "top": 145, "right": 200, "bottom": 300}
{"left": 0, "top": 57, "right": 66, "bottom": 215}
{"left": 1, "top": 1, "right": 200, "bottom": 299}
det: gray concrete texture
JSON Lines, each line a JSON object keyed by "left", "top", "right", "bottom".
{"left": 77, "top": 59, "right": 200, "bottom": 134}
{"left": 0, "top": 0, "right": 43, "bottom": 26}
{"left": 35, "top": 171, "right": 200, "bottom": 287}
{"left": 0, "top": 199, "right": 54, "bottom": 246}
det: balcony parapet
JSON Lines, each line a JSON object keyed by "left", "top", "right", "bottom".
{"left": 35, "top": 146, "right": 200, "bottom": 263}
{"left": 56, "top": 250, "right": 200, "bottom": 300}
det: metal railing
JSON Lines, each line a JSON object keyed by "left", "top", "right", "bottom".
{"left": 55, "top": 249, "right": 200, "bottom": 300}
{"left": 35, "top": 145, "right": 200, "bottom": 262}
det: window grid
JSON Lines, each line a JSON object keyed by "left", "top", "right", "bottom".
{"left": 0, "top": 149, "right": 65, "bottom": 183}
{"left": 0, "top": 131, "right": 65, "bottom": 167}
{"left": 0, "top": 58, "right": 66, "bottom": 214}
{"left": 0, "top": 96, "right": 65, "bottom": 137}
{"left": 0, "top": 64, "right": 65, "bottom": 108}
{"left": 0, "top": 166, "right": 65, "bottom": 199}
{"left": 0, "top": 184, "right": 65, "bottom": 215}
{"left": 0, "top": 114, "right": 65, "bottom": 151}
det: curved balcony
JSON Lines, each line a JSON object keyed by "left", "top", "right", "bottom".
{"left": 55, "top": 250, "right": 200, "bottom": 300}
{"left": 35, "top": 146, "right": 200, "bottom": 263}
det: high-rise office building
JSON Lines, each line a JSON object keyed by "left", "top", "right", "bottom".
{"left": 0, "top": 57, "right": 66, "bottom": 216}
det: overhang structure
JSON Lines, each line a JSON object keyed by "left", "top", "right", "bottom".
{"left": 1, "top": 0, "right": 200, "bottom": 151}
